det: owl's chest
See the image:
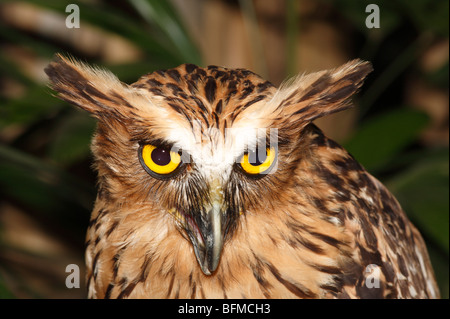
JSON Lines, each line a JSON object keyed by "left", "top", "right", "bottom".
{"left": 85, "top": 208, "right": 342, "bottom": 299}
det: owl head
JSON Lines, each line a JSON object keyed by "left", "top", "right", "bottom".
{"left": 45, "top": 55, "right": 372, "bottom": 275}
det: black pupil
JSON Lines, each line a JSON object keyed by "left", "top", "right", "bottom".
{"left": 248, "top": 148, "right": 267, "bottom": 166}
{"left": 151, "top": 147, "right": 171, "bottom": 166}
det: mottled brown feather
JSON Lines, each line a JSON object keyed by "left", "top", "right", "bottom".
{"left": 45, "top": 55, "right": 439, "bottom": 299}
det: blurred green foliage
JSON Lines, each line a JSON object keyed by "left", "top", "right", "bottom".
{"left": 0, "top": 0, "right": 448, "bottom": 298}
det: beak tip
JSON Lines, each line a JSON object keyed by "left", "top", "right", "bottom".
{"left": 198, "top": 246, "right": 222, "bottom": 276}
{"left": 190, "top": 238, "right": 223, "bottom": 276}
{"left": 201, "top": 268, "right": 212, "bottom": 276}
{"left": 200, "top": 266, "right": 213, "bottom": 276}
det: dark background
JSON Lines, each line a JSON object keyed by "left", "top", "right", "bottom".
{"left": 0, "top": 0, "right": 448, "bottom": 298}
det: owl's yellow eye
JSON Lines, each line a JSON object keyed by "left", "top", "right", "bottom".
{"left": 239, "top": 147, "right": 276, "bottom": 175}
{"left": 139, "top": 144, "right": 182, "bottom": 178}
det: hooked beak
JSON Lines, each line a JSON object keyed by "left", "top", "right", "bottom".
{"left": 190, "top": 201, "right": 224, "bottom": 275}
{"left": 171, "top": 188, "right": 229, "bottom": 275}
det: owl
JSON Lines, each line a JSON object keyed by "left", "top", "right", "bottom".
{"left": 45, "top": 54, "right": 439, "bottom": 299}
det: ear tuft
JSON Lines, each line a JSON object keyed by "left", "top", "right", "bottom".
{"left": 271, "top": 59, "right": 373, "bottom": 127}
{"left": 45, "top": 54, "right": 131, "bottom": 119}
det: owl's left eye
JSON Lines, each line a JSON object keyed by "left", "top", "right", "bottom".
{"left": 239, "top": 146, "right": 277, "bottom": 176}
{"left": 138, "top": 144, "right": 183, "bottom": 179}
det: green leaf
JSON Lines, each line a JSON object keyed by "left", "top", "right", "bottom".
{"left": 0, "top": 52, "right": 35, "bottom": 87}
{"left": 0, "top": 144, "right": 94, "bottom": 242}
{"left": 398, "top": 0, "right": 449, "bottom": 36}
{"left": 48, "top": 110, "right": 96, "bottom": 166}
{"left": 23, "top": 0, "right": 185, "bottom": 66}
{"left": 0, "top": 85, "right": 62, "bottom": 127}
{"left": 0, "top": 271, "right": 15, "bottom": 299}
{"left": 344, "top": 108, "right": 429, "bottom": 172}
{"left": 0, "top": 19, "right": 59, "bottom": 60}
{"left": 128, "top": 0, "right": 202, "bottom": 64}
{"left": 385, "top": 148, "right": 449, "bottom": 253}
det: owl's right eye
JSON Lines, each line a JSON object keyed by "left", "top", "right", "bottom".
{"left": 138, "top": 144, "right": 183, "bottom": 179}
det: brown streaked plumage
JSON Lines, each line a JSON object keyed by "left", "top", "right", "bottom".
{"left": 45, "top": 54, "right": 439, "bottom": 299}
